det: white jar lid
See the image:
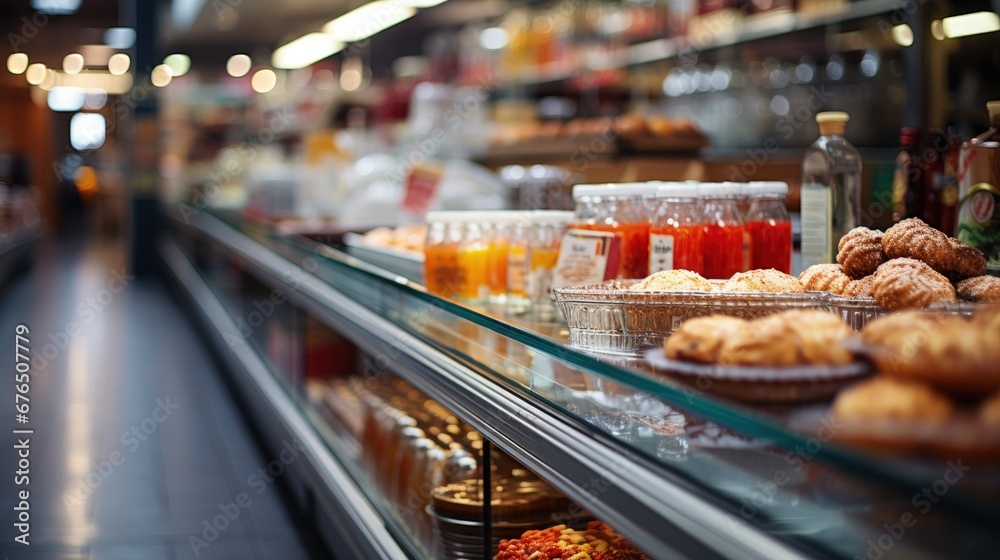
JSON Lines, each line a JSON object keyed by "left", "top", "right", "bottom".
{"left": 651, "top": 181, "right": 699, "bottom": 198}
{"left": 746, "top": 181, "right": 789, "bottom": 196}
{"left": 698, "top": 182, "right": 741, "bottom": 197}
{"left": 573, "top": 182, "right": 657, "bottom": 199}
{"left": 530, "top": 210, "right": 576, "bottom": 224}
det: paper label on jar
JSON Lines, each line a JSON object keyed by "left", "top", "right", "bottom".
{"left": 552, "top": 230, "right": 621, "bottom": 288}
{"left": 648, "top": 234, "right": 675, "bottom": 272}
{"left": 800, "top": 183, "right": 833, "bottom": 267}
{"left": 402, "top": 163, "right": 444, "bottom": 215}
{"left": 507, "top": 245, "right": 529, "bottom": 297}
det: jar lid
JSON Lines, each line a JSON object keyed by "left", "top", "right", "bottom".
{"left": 573, "top": 182, "right": 657, "bottom": 199}
{"left": 746, "top": 181, "right": 789, "bottom": 196}
{"left": 651, "top": 181, "right": 699, "bottom": 198}
{"left": 530, "top": 210, "right": 576, "bottom": 224}
{"left": 698, "top": 182, "right": 741, "bottom": 197}
{"left": 425, "top": 211, "right": 492, "bottom": 224}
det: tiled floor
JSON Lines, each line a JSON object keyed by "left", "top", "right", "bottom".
{"left": 0, "top": 236, "right": 328, "bottom": 559}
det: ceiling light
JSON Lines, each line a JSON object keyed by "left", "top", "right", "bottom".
{"left": 227, "top": 54, "right": 251, "bottom": 77}
{"left": 272, "top": 33, "right": 344, "bottom": 70}
{"left": 63, "top": 53, "right": 85, "bottom": 75}
{"left": 938, "top": 11, "right": 1000, "bottom": 39}
{"left": 70, "top": 113, "right": 106, "bottom": 151}
{"left": 163, "top": 53, "right": 191, "bottom": 77}
{"left": 103, "top": 28, "right": 136, "bottom": 49}
{"left": 479, "top": 27, "right": 508, "bottom": 50}
{"left": 108, "top": 53, "right": 130, "bottom": 75}
{"left": 323, "top": 1, "right": 417, "bottom": 43}
{"left": 48, "top": 87, "right": 86, "bottom": 111}
{"left": 251, "top": 69, "right": 277, "bottom": 93}
{"left": 891, "top": 24, "right": 914, "bottom": 47}
{"left": 32, "top": 0, "right": 81, "bottom": 14}
{"left": 26, "top": 63, "right": 47, "bottom": 85}
{"left": 7, "top": 53, "right": 29, "bottom": 75}
{"left": 151, "top": 64, "right": 172, "bottom": 87}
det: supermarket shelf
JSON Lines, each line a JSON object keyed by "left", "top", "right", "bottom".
{"left": 160, "top": 236, "right": 411, "bottom": 560}
{"left": 172, "top": 209, "right": 810, "bottom": 560}
{"left": 494, "top": 0, "right": 897, "bottom": 91}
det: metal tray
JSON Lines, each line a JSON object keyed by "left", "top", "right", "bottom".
{"left": 552, "top": 280, "right": 828, "bottom": 356}
{"left": 342, "top": 232, "right": 424, "bottom": 282}
{"left": 826, "top": 295, "right": 984, "bottom": 331}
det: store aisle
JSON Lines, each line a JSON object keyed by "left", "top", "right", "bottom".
{"left": 0, "top": 237, "right": 329, "bottom": 560}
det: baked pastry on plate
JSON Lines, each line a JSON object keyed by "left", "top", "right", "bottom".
{"left": 665, "top": 315, "right": 748, "bottom": 364}
{"left": 833, "top": 377, "right": 954, "bottom": 421}
{"left": 628, "top": 269, "right": 713, "bottom": 292}
{"left": 956, "top": 275, "right": 1000, "bottom": 303}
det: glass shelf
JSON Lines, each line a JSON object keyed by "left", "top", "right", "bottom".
{"left": 172, "top": 206, "right": 1000, "bottom": 560}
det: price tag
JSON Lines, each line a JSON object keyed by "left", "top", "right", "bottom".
{"left": 553, "top": 229, "right": 621, "bottom": 288}
{"left": 649, "top": 233, "right": 675, "bottom": 273}
{"left": 402, "top": 163, "right": 444, "bottom": 215}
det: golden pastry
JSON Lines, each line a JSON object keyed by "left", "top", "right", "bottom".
{"left": 718, "top": 314, "right": 801, "bottom": 366}
{"left": 971, "top": 306, "right": 1000, "bottom": 333}
{"left": 782, "top": 310, "right": 855, "bottom": 365}
{"left": 871, "top": 258, "right": 956, "bottom": 310}
{"left": 665, "top": 316, "right": 748, "bottom": 364}
{"left": 843, "top": 275, "right": 875, "bottom": 297}
{"left": 979, "top": 392, "right": 1000, "bottom": 425}
{"left": 832, "top": 377, "right": 954, "bottom": 422}
{"left": 837, "top": 227, "right": 886, "bottom": 279}
{"left": 956, "top": 275, "right": 1000, "bottom": 303}
{"left": 721, "top": 269, "right": 805, "bottom": 293}
{"left": 799, "top": 264, "right": 852, "bottom": 294}
{"left": 629, "top": 269, "right": 713, "bottom": 292}
{"left": 881, "top": 218, "right": 956, "bottom": 275}
{"left": 861, "top": 312, "right": 1000, "bottom": 397}
{"left": 947, "top": 237, "right": 988, "bottom": 280}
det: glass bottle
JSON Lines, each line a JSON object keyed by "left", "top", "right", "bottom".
{"left": 455, "top": 214, "right": 490, "bottom": 303}
{"left": 941, "top": 126, "right": 962, "bottom": 236}
{"left": 649, "top": 181, "right": 704, "bottom": 274}
{"left": 801, "top": 111, "right": 862, "bottom": 267}
{"left": 529, "top": 211, "right": 574, "bottom": 313}
{"left": 700, "top": 182, "right": 746, "bottom": 279}
{"left": 744, "top": 181, "right": 792, "bottom": 273}
{"left": 923, "top": 128, "right": 950, "bottom": 231}
{"left": 506, "top": 212, "right": 532, "bottom": 311}
{"left": 891, "top": 126, "right": 922, "bottom": 223}
{"left": 486, "top": 212, "right": 511, "bottom": 305}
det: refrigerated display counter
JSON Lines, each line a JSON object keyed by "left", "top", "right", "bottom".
{"left": 161, "top": 204, "right": 1000, "bottom": 560}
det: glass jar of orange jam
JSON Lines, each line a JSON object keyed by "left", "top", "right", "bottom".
{"left": 424, "top": 212, "right": 463, "bottom": 298}
{"left": 745, "top": 181, "right": 792, "bottom": 274}
{"left": 456, "top": 214, "right": 490, "bottom": 303}
{"left": 649, "top": 181, "right": 704, "bottom": 275}
{"left": 699, "top": 182, "right": 747, "bottom": 280}
{"left": 529, "top": 211, "right": 574, "bottom": 313}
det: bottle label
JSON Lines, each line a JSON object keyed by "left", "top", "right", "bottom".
{"left": 648, "top": 234, "right": 675, "bottom": 273}
{"left": 552, "top": 229, "right": 621, "bottom": 288}
{"left": 801, "top": 183, "right": 833, "bottom": 267}
{"left": 508, "top": 246, "right": 529, "bottom": 297}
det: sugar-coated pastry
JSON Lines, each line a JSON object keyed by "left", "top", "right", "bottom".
{"left": 665, "top": 316, "right": 749, "bottom": 364}
{"left": 832, "top": 378, "right": 954, "bottom": 422}
{"left": 721, "top": 269, "right": 805, "bottom": 293}
{"left": 843, "top": 275, "right": 875, "bottom": 297}
{"left": 629, "top": 269, "right": 713, "bottom": 292}
{"left": 799, "top": 263, "right": 852, "bottom": 294}
{"left": 947, "top": 237, "right": 988, "bottom": 280}
{"left": 956, "top": 275, "right": 1000, "bottom": 303}
{"left": 837, "top": 227, "right": 886, "bottom": 279}
{"left": 882, "top": 218, "right": 956, "bottom": 275}
{"left": 871, "top": 258, "right": 956, "bottom": 310}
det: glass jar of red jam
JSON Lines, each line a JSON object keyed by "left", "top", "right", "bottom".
{"left": 699, "top": 182, "right": 746, "bottom": 279}
{"left": 570, "top": 183, "right": 652, "bottom": 279}
{"left": 649, "top": 181, "right": 704, "bottom": 275}
{"left": 745, "top": 181, "right": 793, "bottom": 274}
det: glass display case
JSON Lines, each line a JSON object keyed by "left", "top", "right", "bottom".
{"left": 161, "top": 204, "right": 1000, "bottom": 560}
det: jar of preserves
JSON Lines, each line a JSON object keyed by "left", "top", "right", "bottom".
{"left": 700, "top": 182, "right": 746, "bottom": 279}
{"left": 485, "top": 212, "right": 512, "bottom": 304}
{"left": 424, "top": 212, "right": 463, "bottom": 298}
{"left": 456, "top": 213, "right": 490, "bottom": 303}
{"left": 649, "top": 181, "right": 703, "bottom": 274}
{"left": 744, "top": 181, "right": 792, "bottom": 273}
{"left": 529, "top": 211, "right": 574, "bottom": 312}
{"left": 569, "top": 183, "right": 653, "bottom": 279}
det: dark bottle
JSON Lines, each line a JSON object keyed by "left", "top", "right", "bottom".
{"left": 923, "top": 129, "right": 948, "bottom": 230}
{"left": 891, "top": 127, "right": 924, "bottom": 222}
{"left": 940, "top": 127, "right": 962, "bottom": 236}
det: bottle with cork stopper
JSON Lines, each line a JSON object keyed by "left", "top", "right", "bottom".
{"left": 800, "top": 111, "right": 862, "bottom": 268}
